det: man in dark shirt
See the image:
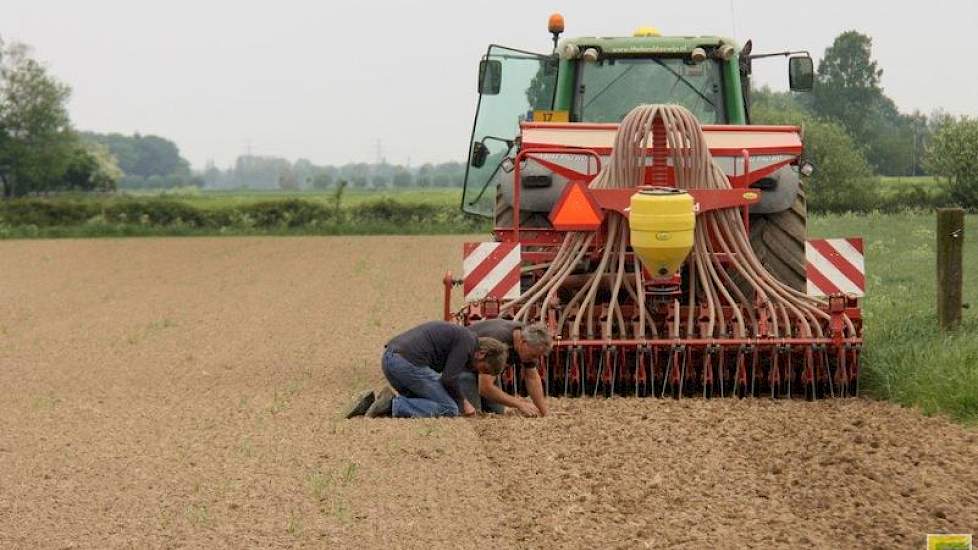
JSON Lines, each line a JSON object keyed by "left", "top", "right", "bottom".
{"left": 467, "top": 319, "right": 553, "bottom": 417}
{"left": 361, "top": 321, "right": 507, "bottom": 418}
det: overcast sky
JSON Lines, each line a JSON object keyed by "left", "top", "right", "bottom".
{"left": 6, "top": 1, "right": 977, "bottom": 169}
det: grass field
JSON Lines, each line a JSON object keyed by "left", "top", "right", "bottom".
{"left": 1, "top": 235, "right": 975, "bottom": 547}
{"left": 810, "top": 211, "right": 978, "bottom": 421}
{"left": 126, "top": 187, "right": 463, "bottom": 209}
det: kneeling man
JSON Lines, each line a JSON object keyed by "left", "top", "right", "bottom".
{"left": 362, "top": 321, "right": 507, "bottom": 418}
{"left": 467, "top": 319, "right": 553, "bottom": 417}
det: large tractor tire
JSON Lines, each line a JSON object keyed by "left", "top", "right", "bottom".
{"left": 494, "top": 182, "right": 555, "bottom": 229}
{"left": 747, "top": 184, "right": 808, "bottom": 292}
{"left": 495, "top": 184, "right": 514, "bottom": 228}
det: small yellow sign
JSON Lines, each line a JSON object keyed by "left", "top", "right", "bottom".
{"left": 928, "top": 534, "right": 972, "bottom": 550}
{"left": 742, "top": 191, "right": 759, "bottom": 200}
{"left": 531, "top": 110, "right": 570, "bottom": 123}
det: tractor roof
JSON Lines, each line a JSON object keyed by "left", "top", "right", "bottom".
{"left": 562, "top": 35, "right": 736, "bottom": 55}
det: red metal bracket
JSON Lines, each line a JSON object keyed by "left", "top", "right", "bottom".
{"left": 606, "top": 187, "right": 760, "bottom": 216}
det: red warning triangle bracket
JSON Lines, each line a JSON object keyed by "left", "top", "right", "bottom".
{"left": 548, "top": 180, "right": 605, "bottom": 231}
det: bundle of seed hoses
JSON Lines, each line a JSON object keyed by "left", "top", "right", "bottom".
{"left": 502, "top": 104, "right": 855, "bottom": 345}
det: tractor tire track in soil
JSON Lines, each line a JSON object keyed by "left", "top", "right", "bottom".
{"left": 1, "top": 236, "right": 976, "bottom": 549}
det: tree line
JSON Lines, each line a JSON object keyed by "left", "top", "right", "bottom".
{"left": 201, "top": 157, "right": 466, "bottom": 191}
{"left": 3, "top": 31, "right": 976, "bottom": 208}
{"left": 751, "top": 30, "right": 978, "bottom": 209}
{"left": 81, "top": 132, "right": 197, "bottom": 190}
{"left": 1, "top": 36, "right": 467, "bottom": 197}
{"left": 0, "top": 40, "right": 122, "bottom": 198}
{"left": 0, "top": 38, "right": 202, "bottom": 197}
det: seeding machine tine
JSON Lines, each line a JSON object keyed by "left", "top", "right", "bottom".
{"left": 714, "top": 350, "right": 725, "bottom": 398}
{"left": 768, "top": 348, "right": 780, "bottom": 399}
{"left": 522, "top": 340, "right": 857, "bottom": 399}
{"left": 784, "top": 349, "right": 795, "bottom": 397}
{"left": 633, "top": 348, "right": 648, "bottom": 397}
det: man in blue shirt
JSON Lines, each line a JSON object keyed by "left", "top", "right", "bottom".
{"left": 345, "top": 321, "right": 507, "bottom": 418}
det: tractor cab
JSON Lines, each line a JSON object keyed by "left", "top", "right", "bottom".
{"left": 462, "top": 19, "right": 814, "bottom": 217}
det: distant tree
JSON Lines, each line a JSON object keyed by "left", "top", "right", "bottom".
{"left": 374, "top": 161, "right": 393, "bottom": 186}
{"left": 202, "top": 160, "right": 223, "bottom": 188}
{"left": 133, "top": 135, "right": 189, "bottom": 177}
{"left": 805, "top": 31, "right": 934, "bottom": 177}
{"left": 82, "top": 132, "right": 190, "bottom": 180}
{"left": 432, "top": 172, "right": 451, "bottom": 187}
{"left": 392, "top": 167, "right": 413, "bottom": 187}
{"left": 323, "top": 165, "right": 339, "bottom": 182}
{"left": 347, "top": 163, "right": 370, "bottom": 188}
{"left": 293, "top": 158, "right": 315, "bottom": 189}
{"left": 311, "top": 171, "right": 333, "bottom": 190}
{"left": 63, "top": 143, "right": 122, "bottom": 192}
{"left": 417, "top": 163, "right": 434, "bottom": 187}
{"left": 88, "top": 142, "right": 124, "bottom": 188}
{"left": 753, "top": 94, "right": 880, "bottom": 212}
{"left": 0, "top": 41, "right": 75, "bottom": 198}
{"left": 147, "top": 174, "right": 166, "bottom": 189}
{"left": 432, "top": 161, "right": 464, "bottom": 187}
{"left": 813, "top": 31, "right": 884, "bottom": 143}
{"left": 928, "top": 109, "right": 955, "bottom": 134}
{"left": 277, "top": 165, "right": 299, "bottom": 190}
{"left": 862, "top": 106, "right": 930, "bottom": 177}
{"left": 62, "top": 147, "right": 99, "bottom": 191}
{"left": 750, "top": 86, "right": 810, "bottom": 117}
{"left": 230, "top": 155, "right": 291, "bottom": 188}
{"left": 925, "top": 116, "right": 978, "bottom": 207}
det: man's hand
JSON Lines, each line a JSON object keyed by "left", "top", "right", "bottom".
{"left": 461, "top": 399, "right": 477, "bottom": 417}
{"left": 514, "top": 401, "right": 539, "bottom": 417}
{"left": 523, "top": 367, "right": 549, "bottom": 417}
{"left": 478, "top": 372, "right": 543, "bottom": 418}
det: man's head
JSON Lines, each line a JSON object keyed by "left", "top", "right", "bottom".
{"left": 514, "top": 323, "right": 553, "bottom": 363}
{"left": 473, "top": 337, "right": 507, "bottom": 376}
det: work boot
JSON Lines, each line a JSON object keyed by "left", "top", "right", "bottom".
{"left": 366, "top": 387, "right": 395, "bottom": 418}
{"left": 342, "top": 390, "right": 375, "bottom": 419}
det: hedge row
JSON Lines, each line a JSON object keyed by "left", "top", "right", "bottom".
{"left": 0, "top": 197, "right": 487, "bottom": 233}
{"left": 808, "top": 185, "right": 964, "bottom": 214}
{"left": 0, "top": 192, "right": 967, "bottom": 237}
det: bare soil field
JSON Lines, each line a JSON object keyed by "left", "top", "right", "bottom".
{"left": 1, "top": 236, "right": 976, "bottom": 549}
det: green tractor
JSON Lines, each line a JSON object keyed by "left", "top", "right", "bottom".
{"left": 462, "top": 15, "right": 816, "bottom": 290}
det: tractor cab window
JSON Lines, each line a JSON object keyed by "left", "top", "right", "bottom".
{"left": 462, "top": 45, "right": 558, "bottom": 217}
{"left": 575, "top": 57, "right": 725, "bottom": 124}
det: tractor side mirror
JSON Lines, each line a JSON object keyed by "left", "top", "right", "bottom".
{"left": 788, "top": 56, "right": 814, "bottom": 92}
{"left": 478, "top": 59, "right": 502, "bottom": 95}
{"left": 470, "top": 141, "right": 489, "bottom": 168}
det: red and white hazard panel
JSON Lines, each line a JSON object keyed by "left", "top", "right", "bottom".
{"left": 805, "top": 238, "right": 865, "bottom": 298}
{"left": 463, "top": 242, "right": 522, "bottom": 303}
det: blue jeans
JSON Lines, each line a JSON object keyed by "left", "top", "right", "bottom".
{"left": 381, "top": 349, "right": 459, "bottom": 418}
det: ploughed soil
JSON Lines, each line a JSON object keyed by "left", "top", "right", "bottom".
{"left": 1, "top": 236, "right": 975, "bottom": 549}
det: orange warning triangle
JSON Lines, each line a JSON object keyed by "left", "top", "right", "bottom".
{"left": 549, "top": 181, "right": 604, "bottom": 231}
